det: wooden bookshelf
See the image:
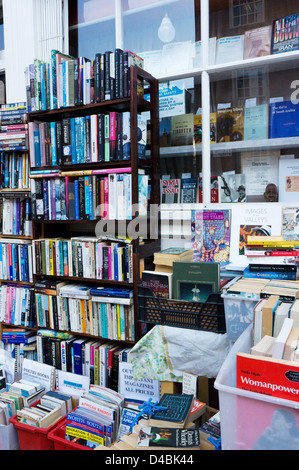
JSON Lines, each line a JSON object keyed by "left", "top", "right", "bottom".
{"left": 28, "top": 65, "right": 160, "bottom": 345}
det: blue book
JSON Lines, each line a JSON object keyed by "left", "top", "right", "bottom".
{"left": 90, "top": 287, "right": 133, "bottom": 298}
{"left": 40, "top": 63, "right": 47, "bottom": 111}
{"left": 50, "top": 122, "right": 57, "bottom": 166}
{"left": 269, "top": 100, "right": 299, "bottom": 138}
{"left": 89, "top": 177, "right": 93, "bottom": 220}
{"left": 23, "top": 245, "right": 29, "bottom": 282}
{"left": 74, "top": 180, "right": 79, "bottom": 220}
{"left": 84, "top": 176, "right": 90, "bottom": 219}
{"left": 72, "top": 338, "right": 88, "bottom": 375}
{"left": 70, "top": 118, "right": 76, "bottom": 164}
{"left": 43, "top": 179, "right": 49, "bottom": 220}
{"left": 34, "top": 130, "right": 42, "bottom": 167}
{"left": 75, "top": 117, "right": 84, "bottom": 163}
{"left": 243, "top": 266, "right": 296, "bottom": 280}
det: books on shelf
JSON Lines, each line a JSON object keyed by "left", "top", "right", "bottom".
{"left": 0, "top": 285, "right": 35, "bottom": 327}
{"left": 0, "top": 152, "right": 30, "bottom": 190}
{"left": 32, "top": 237, "right": 133, "bottom": 282}
{"left": 1, "top": 197, "right": 32, "bottom": 236}
{"left": 0, "top": 239, "right": 33, "bottom": 282}
{"left": 216, "top": 107, "right": 244, "bottom": 142}
{"left": 26, "top": 48, "right": 143, "bottom": 112}
{"left": 215, "top": 35, "right": 244, "bottom": 64}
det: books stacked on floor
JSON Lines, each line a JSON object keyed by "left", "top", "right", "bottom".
{"left": 36, "top": 329, "right": 132, "bottom": 391}
{"left": 16, "top": 389, "right": 72, "bottom": 428}
{"left": 32, "top": 236, "right": 133, "bottom": 282}
{"left": 29, "top": 111, "right": 146, "bottom": 167}
{"left": 237, "top": 317, "right": 299, "bottom": 402}
{"left": 0, "top": 239, "right": 33, "bottom": 282}
{"left": 65, "top": 385, "right": 124, "bottom": 448}
{"left": 0, "top": 103, "right": 28, "bottom": 152}
{"left": 25, "top": 49, "right": 144, "bottom": 113}
{"left": 198, "top": 410, "right": 221, "bottom": 450}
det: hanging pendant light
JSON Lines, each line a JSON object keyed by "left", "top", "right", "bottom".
{"left": 158, "top": 12, "right": 175, "bottom": 43}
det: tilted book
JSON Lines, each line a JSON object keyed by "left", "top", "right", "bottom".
{"left": 172, "top": 261, "right": 220, "bottom": 302}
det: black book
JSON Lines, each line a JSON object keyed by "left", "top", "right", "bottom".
{"left": 85, "top": 115, "right": 91, "bottom": 162}
{"left": 95, "top": 53, "right": 102, "bottom": 102}
{"left": 114, "top": 48, "right": 123, "bottom": 99}
{"left": 55, "top": 121, "right": 63, "bottom": 165}
{"left": 248, "top": 263, "right": 297, "bottom": 273}
{"left": 77, "top": 243, "right": 83, "bottom": 277}
{"left": 104, "top": 51, "right": 112, "bottom": 100}
{"left": 62, "top": 118, "right": 72, "bottom": 165}
{"left": 123, "top": 51, "right": 129, "bottom": 97}
{"left": 97, "top": 114, "right": 104, "bottom": 161}
{"left": 44, "top": 122, "right": 51, "bottom": 166}
{"left": 102, "top": 245, "right": 109, "bottom": 279}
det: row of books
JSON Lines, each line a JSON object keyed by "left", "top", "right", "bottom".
{"left": 1, "top": 341, "right": 37, "bottom": 375}
{"left": 36, "top": 329, "right": 132, "bottom": 391}
{"left": 166, "top": 101, "right": 299, "bottom": 149}
{"left": 0, "top": 240, "right": 33, "bottom": 283}
{"left": 0, "top": 152, "right": 30, "bottom": 190}
{"left": 34, "top": 281, "right": 135, "bottom": 342}
{"left": 30, "top": 172, "right": 148, "bottom": 221}
{"left": 0, "top": 285, "right": 35, "bottom": 327}
{"left": 214, "top": 15, "right": 299, "bottom": 65}
{"left": 0, "top": 103, "right": 28, "bottom": 151}
{"left": 28, "top": 111, "right": 147, "bottom": 167}
{"left": 32, "top": 237, "right": 134, "bottom": 282}
{"left": 161, "top": 176, "right": 219, "bottom": 204}
{"left": 25, "top": 48, "right": 144, "bottom": 112}
{"left": 1, "top": 198, "right": 32, "bottom": 236}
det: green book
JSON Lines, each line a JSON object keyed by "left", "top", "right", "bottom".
{"left": 172, "top": 261, "right": 220, "bottom": 302}
{"left": 244, "top": 104, "right": 268, "bottom": 140}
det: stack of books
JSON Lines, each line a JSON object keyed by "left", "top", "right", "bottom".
{"left": 0, "top": 103, "right": 28, "bottom": 152}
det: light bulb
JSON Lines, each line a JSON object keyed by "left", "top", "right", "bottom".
{"left": 158, "top": 12, "right": 175, "bottom": 43}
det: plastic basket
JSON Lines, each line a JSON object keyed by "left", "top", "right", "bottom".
{"left": 9, "top": 401, "right": 64, "bottom": 451}
{"left": 48, "top": 417, "right": 92, "bottom": 450}
{"left": 138, "top": 286, "right": 226, "bottom": 333}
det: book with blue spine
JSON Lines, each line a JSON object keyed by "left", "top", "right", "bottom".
{"left": 90, "top": 287, "right": 133, "bottom": 298}
{"left": 74, "top": 180, "right": 79, "bottom": 220}
{"left": 70, "top": 118, "right": 76, "bottom": 164}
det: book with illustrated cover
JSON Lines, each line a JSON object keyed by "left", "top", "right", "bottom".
{"left": 137, "top": 426, "right": 200, "bottom": 449}
{"left": 191, "top": 209, "right": 231, "bottom": 263}
{"left": 194, "top": 113, "right": 216, "bottom": 144}
{"left": 282, "top": 206, "right": 299, "bottom": 241}
{"left": 269, "top": 101, "right": 299, "bottom": 139}
{"left": 148, "top": 394, "right": 194, "bottom": 428}
{"left": 244, "top": 26, "right": 272, "bottom": 59}
{"left": 271, "top": 13, "right": 299, "bottom": 54}
{"left": 198, "top": 176, "right": 219, "bottom": 203}
{"left": 141, "top": 270, "right": 172, "bottom": 299}
{"left": 218, "top": 174, "right": 246, "bottom": 203}
{"left": 216, "top": 107, "right": 244, "bottom": 142}
{"left": 172, "top": 261, "right": 220, "bottom": 302}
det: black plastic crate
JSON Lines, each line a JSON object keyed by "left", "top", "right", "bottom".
{"left": 138, "top": 286, "right": 226, "bottom": 333}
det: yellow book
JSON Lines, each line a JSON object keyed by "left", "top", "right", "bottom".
{"left": 60, "top": 169, "right": 92, "bottom": 177}
{"left": 80, "top": 299, "right": 86, "bottom": 333}
{"left": 49, "top": 240, "right": 54, "bottom": 275}
{"left": 117, "top": 304, "right": 121, "bottom": 341}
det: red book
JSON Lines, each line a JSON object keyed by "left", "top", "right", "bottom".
{"left": 236, "top": 352, "right": 299, "bottom": 402}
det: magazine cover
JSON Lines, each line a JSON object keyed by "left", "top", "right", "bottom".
{"left": 271, "top": 13, "right": 299, "bottom": 54}
{"left": 191, "top": 209, "right": 231, "bottom": 263}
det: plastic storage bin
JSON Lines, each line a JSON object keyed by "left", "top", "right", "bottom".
{"left": 9, "top": 401, "right": 65, "bottom": 451}
{"left": 138, "top": 286, "right": 226, "bottom": 333}
{"left": 214, "top": 324, "right": 299, "bottom": 450}
{"left": 48, "top": 417, "right": 92, "bottom": 450}
{"left": 221, "top": 293, "right": 259, "bottom": 341}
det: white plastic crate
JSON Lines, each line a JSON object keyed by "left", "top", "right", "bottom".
{"left": 215, "top": 324, "right": 299, "bottom": 450}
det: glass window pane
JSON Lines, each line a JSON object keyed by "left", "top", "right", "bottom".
{"left": 123, "top": 0, "right": 200, "bottom": 77}
{"left": 69, "top": 0, "right": 115, "bottom": 59}
{"left": 0, "top": 1, "right": 4, "bottom": 51}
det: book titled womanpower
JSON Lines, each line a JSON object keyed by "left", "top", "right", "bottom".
{"left": 137, "top": 426, "right": 200, "bottom": 449}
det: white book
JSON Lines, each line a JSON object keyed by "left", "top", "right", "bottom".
{"left": 215, "top": 35, "right": 244, "bottom": 65}
{"left": 90, "top": 114, "right": 98, "bottom": 162}
{"left": 273, "top": 302, "right": 292, "bottom": 337}
{"left": 272, "top": 317, "right": 294, "bottom": 359}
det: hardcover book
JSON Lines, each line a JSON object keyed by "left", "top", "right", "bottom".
{"left": 271, "top": 13, "right": 299, "bottom": 54}
{"left": 244, "top": 26, "right": 272, "bottom": 59}
{"left": 172, "top": 261, "right": 220, "bottom": 302}
{"left": 149, "top": 393, "right": 194, "bottom": 428}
